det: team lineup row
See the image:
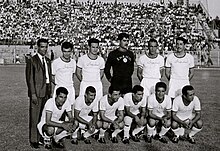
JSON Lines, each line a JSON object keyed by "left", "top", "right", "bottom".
{"left": 26, "top": 33, "right": 199, "bottom": 149}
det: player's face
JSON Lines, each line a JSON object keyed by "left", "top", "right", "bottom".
{"left": 155, "top": 87, "right": 166, "bottom": 101}
{"left": 133, "top": 91, "right": 144, "bottom": 104}
{"left": 148, "top": 42, "right": 158, "bottom": 55}
{"left": 184, "top": 90, "right": 195, "bottom": 102}
{"left": 119, "top": 37, "right": 129, "bottom": 50}
{"left": 110, "top": 91, "right": 121, "bottom": 102}
{"left": 90, "top": 43, "right": 99, "bottom": 55}
{"left": 176, "top": 40, "right": 185, "bottom": 53}
{"left": 62, "top": 48, "right": 72, "bottom": 59}
{"left": 85, "top": 91, "right": 96, "bottom": 103}
{"left": 38, "top": 42, "right": 48, "bottom": 56}
{"left": 55, "top": 92, "right": 67, "bottom": 107}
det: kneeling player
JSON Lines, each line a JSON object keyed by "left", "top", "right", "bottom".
{"left": 146, "top": 82, "right": 172, "bottom": 143}
{"left": 122, "top": 85, "right": 147, "bottom": 144}
{"left": 171, "top": 85, "right": 203, "bottom": 144}
{"left": 98, "top": 86, "right": 124, "bottom": 143}
{"left": 37, "top": 87, "right": 78, "bottom": 149}
{"left": 71, "top": 86, "right": 101, "bottom": 144}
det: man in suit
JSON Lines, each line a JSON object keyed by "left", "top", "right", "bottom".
{"left": 26, "top": 38, "right": 52, "bottom": 148}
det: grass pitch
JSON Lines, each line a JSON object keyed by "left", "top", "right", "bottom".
{"left": 0, "top": 65, "right": 219, "bottom": 151}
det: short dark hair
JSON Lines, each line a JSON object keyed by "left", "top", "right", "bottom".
{"left": 117, "top": 33, "right": 129, "bottom": 40}
{"left": 88, "top": 38, "right": 99, "bottom": 47}
{"left": 148, "top": 38, "right": 158, "bottom": 47}
{"left": 108, "top": 86, "right": 120, "bottom": 95}
{"left": 85, "top": 86, "right": 96, "bottom": 94}
{"left": 132, "top": 85, "right": 144, "bottom": 94}
{"left": 37, "top": 38, "right": 48, "bottom": 46}
{"left": 182, "top": 85, "right": 194, "bottom": 96}
{"left": 155, "top": 82, "right": 167, "bottom": 91}
{"left": 56, "top": 87, "right": 68, "bottom": 96}
{"left": 61, "top": 41, "right": 73, "bottom": 51}
{"left": 176, "top": 37, "right": 187, "bottom": 44}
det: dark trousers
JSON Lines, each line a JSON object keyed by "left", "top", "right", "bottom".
{"left": 111, "top": 77, "right": 132, "bottom": 95}
{"left": 29, "top": 97, "right": 47, "bottom": 144}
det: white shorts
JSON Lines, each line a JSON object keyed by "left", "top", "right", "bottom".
{"left": 177, "top": 113, "right": 196, "bottom": 121}
{"left": 37, "top": 121, "right": 63, "bottom": 137}
{"left": 53, "top": 85, "right": 75, "bottom": 105}
{"left": 78, "top": 116, "right": 93, "bottom": 130}
{"left": 79, "top": 81, "right": 103, "bottom": 101}
{"left": 168, "top": 79, "right": 190, "bottom": 98}
{"left": 140, "top": 78, "right": 160, "bottom": 96}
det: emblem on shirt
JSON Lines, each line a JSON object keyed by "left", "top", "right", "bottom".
{"left": 123, "top": 58, "right": 127, "bottom": 63}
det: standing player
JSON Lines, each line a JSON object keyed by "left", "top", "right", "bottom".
{"left": 26, "top": 38, "right": 52, "bottom": 148}
{"left": 98, "top": 86, "right": 124, "bottom": 143}
{"left": 71, "top": 86, "right": 101, "bottom": 144}
{"left": 171, "top": 85, "right": 203, "bottom": 144}
{"left": 37, "top": 87, "right": 78, "bottom": 149}
{"left": 146, "top": 82, "right": 172, "bottom": 144}
{"left": 137, "top": 39, "right": 164, "bottom": 96}
{"left": 104, "top": 33, "right": 135, "bottom": 95}
{"left": 52, "top": 41, "right": 76, "bottom": 111}
{"left": 165, "top": 37, "right": 194, "bottom": 99}
{"left": 76, "top": 38, "right": 105, "bottom": 101}
{"left": 122, "top": 85, "right": 147, "bottom": 144}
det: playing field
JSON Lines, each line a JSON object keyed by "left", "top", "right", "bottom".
{"left": 0, "top": 65, "right": 219, "bottom": 151}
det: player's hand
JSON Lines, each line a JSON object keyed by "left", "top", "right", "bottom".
{"left": 162, "top": 116, "right": 168, "bottom": 126}
{"left": 88, "top": 124, "right": 95, "bottom": 134}
{"left": 112, "top": 121, "right": 119, "bottom": 129}
{"left": 182, "top": 120, "right": 190, "bottom": 129}
{"left": 31, "top": 95, "right": 38, "bottom": 105}
{"left": 62, "top": 122, "right": 73, "bottom": 132}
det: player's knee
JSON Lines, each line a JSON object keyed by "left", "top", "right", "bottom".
{"left": 102, "top": 122, "right": 109, "bottom": 129}
{"left": 195, "top": 119, "right": 203, "bottom": 129}
{"left": 96, "top": 121, "right": 103, "bottom": 129}
{"left": 164, "top": 119, "right": 171, "bottom": 128}
{"left": 148, "top": 118, "right": 156, "bottom": 127}
{"left": 171, "top": 121, "right": 179, "bottom": 129}
{"left": 46, "top": 126, "right": 55, "bottom": 136}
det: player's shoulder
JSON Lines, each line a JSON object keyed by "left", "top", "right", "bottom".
{"left": 193, "top": 96, "right": 200, "bottom": 103}
{"left": 173, "top": 95, "right": 182, "bottom": 103}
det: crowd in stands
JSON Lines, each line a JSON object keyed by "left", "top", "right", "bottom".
{"left": 0, "top": 1, "right": 215, "bottom": 63}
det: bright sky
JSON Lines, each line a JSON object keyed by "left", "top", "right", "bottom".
{"left": 77, "top": 0, "right": 220, "bottom": 19}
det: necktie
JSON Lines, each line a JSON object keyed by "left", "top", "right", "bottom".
{"left": 42, "top": 57, "right": 46, "bottom": 73}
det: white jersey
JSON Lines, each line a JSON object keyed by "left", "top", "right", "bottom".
{"left": 148, "top": 94, "right": 172, "bottom": 117}
{"left": 52, "top": 57, "right": 76, "bottom": 87}
{"left": 137, "top": 54, "right": 164, "bottom": 79}
{"left": 165, "top": 53, "right": 194, "bottom": 80}
{"left": 99, "top": 95, "right": 124, "bottom": 119}
{"left": 39, "top": 98, "right": 72, "bottom": 124}
{"left": 172, "top": 95, "right": 201, "bottom": 120}
{"left": 75, "top": 95, "right": 99, "bottom": 119}
{"left": 124, "top": 93, "right": 147, "bottom": 115}
{"left": 77, "top": 54, "right": 105, "bottom": 82}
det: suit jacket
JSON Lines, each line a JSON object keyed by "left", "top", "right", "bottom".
{"left": 26, "top": 54, "right": 52, "bottom": 98}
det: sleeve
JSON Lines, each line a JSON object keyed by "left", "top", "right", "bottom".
{"left": 45, "top": 100, "right": 53, "bottom": 113}
{"left": 165, "top": 54, "right": 171, "bottom": 68}
{"left": 189, "top": 54, "right": 195, "bottom": 68}
{"left": 25, "top": 57, "right": 36, "bottom": 96}
{"left": 100, "top": 57, "right": 105, "bottom": 70}
{"left": 73, "top": 59, "right": 77, "bottom": 73}
{"left": 74, "top": 97, "right": 82, "bottom": 111}
{"left": 141, "top": 95, "right": 147, "bottom": 108}
{"left": 194, "top": 96, "right": 201, "bottom": 111}
{"left": 137, "top": 56, "right": 143, "bottom": 68}
{"left": 123, "top": 94, "right": 130, "bottom": 106}
{"left": 147, "top": 95, "right": 154, "bottom": 110}
{"left": 77, "top": 56, "right": 83, "bottom": 69}
{"left": 65, "top": 101, "right": 72, "bottom": 112}
{"left": 118, "top": 98, "right": 125, "bottom": 111}
{"left": 172, "top": 98, "right": 179, "bottom": 112}
{"left": 166, "top": 96, "right": 172, "bottom": 111}
{"left": 99, "top": 96, "right": 106, "bottom": 111}
{"left": 92, "top": 100, "right": 99, "bottom": 113}
{"left": 104, "top": 52, "right": 113, "bottom": 80}
{"left": 160, "top": 56, "right": 165, "bottom": 68}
